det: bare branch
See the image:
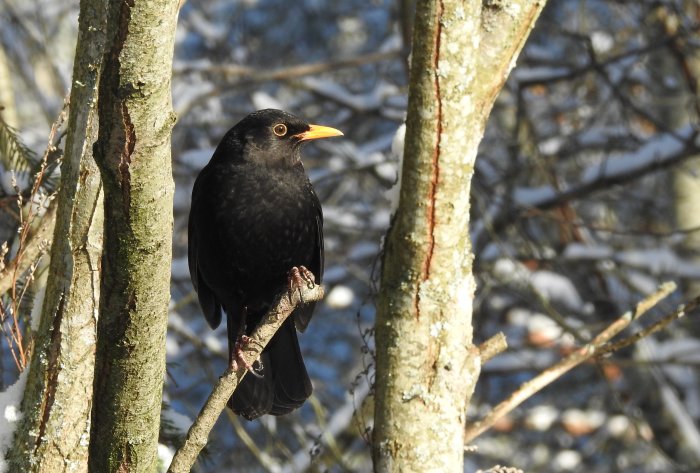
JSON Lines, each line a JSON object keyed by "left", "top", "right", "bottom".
{"left": 478, "top": 332, "right": 508, "bottom": 365}
{"left": 464, "top": 281, "right": 678, "bottom": 443}
{"left": 597, "top": 294, "right": 700, "bottom": 357}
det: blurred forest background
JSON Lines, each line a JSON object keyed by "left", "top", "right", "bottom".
{"left": 2, "top": 0, "right": 700, "bottom": 472}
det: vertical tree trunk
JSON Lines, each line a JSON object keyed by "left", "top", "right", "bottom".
{"left": 650, "top": 4, "right": 700, "bottom": 465}
{"left": 372, "top": 2, "right": 545, "bottom": 472}
{"left": 89, "top": 1, "right": 179, "bottom": 471}
{"left": 0, "top": 45, "right": 19, "bottom": 128}
{"left": 666, "top": 3, "right": 700, "bottom": 299}
{"left": 8, "top": 0, "right": 107, "bottom": 470}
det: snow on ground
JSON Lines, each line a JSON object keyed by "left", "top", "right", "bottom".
{"left": 0, "top": 369, "right": 28, "bottom": 473}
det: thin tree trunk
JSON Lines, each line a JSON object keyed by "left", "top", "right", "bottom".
{"left": 648, "top": 4, "right": 700, "bottom": 465}
{"left": 372, "top": 2, "right": 546, "bottom": 472}
{"left": 89, "top": 1, "right": 179, "bottom": 471}
{"left": 8, "top": 0, "right": 107, "bottom": 470}
{"left": 667, "top": 2, "right": 700, "bottom": 299}
{"left": 0, "top": 45, "right": 19, "bottom": 128}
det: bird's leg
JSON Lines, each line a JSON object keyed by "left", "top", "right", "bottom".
{"left": 230, "top": 306, "right": 264, "bottom": 378}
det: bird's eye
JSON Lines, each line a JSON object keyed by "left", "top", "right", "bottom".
{"left": 272, "top": 124, "right": 287, "bottom": 136}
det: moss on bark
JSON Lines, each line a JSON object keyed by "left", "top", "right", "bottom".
{"left": 89, "top": 1, "right": 179, "bottom": 471}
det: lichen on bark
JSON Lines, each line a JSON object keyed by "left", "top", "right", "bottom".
{"left": 372, "top": 2, "right": 546, "bottom": 472}
{"left": 88, "top": 1, "right": 179, "bottom": 472}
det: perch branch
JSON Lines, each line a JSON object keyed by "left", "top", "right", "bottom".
{"left": 167, "top": 278, "right": 324, "bottom": 473}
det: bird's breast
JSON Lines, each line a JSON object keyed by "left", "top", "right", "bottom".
{"left": 213, "top": 166, "right": 318, "bottom": 287}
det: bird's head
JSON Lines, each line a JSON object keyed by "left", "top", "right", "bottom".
{"left": 218, "top": 109, "right": 343, "bottom": 167}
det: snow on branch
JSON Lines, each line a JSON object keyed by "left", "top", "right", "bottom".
{"left": 514, "top": 125, "right": 699, "bottom": 210}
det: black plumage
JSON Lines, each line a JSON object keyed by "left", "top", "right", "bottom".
{"left": 188, "top": 109, "right": 342, "bottom": 420}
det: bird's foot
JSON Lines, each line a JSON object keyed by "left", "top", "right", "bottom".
{"left": 288, "top": 265, "right": 316, "bottom": 291}
{"left": 230, "top": 334, "right": 264, "bottom": 378}
{"left": 288, "top": 266, "right": 316, "bottom": 304}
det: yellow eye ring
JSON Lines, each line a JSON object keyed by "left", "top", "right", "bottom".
{"left": 272, "top": 124, "right": 287, "bottom": 136}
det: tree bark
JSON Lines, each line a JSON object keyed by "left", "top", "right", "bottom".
{"left": 89, "top": 1, "right": 179, "bottom": 471}
{"left": 372, "top": 2, "right": 545, "bottom": 472}
{"left": 8, "top": 0, "right": 107, "bottom": 470}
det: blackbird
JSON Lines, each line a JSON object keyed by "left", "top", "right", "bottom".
{"left": 188, "top": 109, "right": 342, "bottom": 420}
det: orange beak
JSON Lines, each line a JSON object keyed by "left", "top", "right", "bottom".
{"left": 295, "top": 124, "right": 344, "bottom": 141}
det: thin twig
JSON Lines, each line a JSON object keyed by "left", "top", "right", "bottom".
{"left": 167, "top": 279, "right": 324, "bottom": 473}
{"left": 0, "top": 203, "right": 56, "bottom": 297}
{"left": 1, "top": 101, "right": 66, "bottom": 371}
{"left": 464, "top": 281, "right": 677, "bottom": 443}
{"left": 597, "top": 293, "right": 700, "bottom": 357}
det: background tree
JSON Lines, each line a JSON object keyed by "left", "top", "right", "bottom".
{"left": 372, "top": 1, "right": 546, "bottom": 471}
{"left": 7, "top": 0, "right": 105, "bottom": 469}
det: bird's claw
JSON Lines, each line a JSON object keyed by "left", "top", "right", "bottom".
{"left": 288, "top": 266, "right": 316, "bottom": 292}
{"left": 288, "top": 266, "right": 316, "bottom": 305}
{"left": 230, "top": 334, "right": 264, "bottom": 378}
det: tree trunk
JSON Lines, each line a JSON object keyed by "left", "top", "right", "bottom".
{"left": 8, "top": 0, "right": 107, "bottom": 470}
{"left": 372, "top": 1, "right": 546, "bottom": 472}
{"left": 666, "top": 3, "right": 700, "bottom": 299}
{"left": 89, "top": 1, "right": 179, "bottom": 471}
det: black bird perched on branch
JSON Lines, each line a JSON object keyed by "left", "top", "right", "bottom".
{"left": 188, "top": 109, "right": 342, "bottom": 420}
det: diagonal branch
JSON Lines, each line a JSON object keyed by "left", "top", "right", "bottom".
{"left": 167, "top": 279, "right": 324, "bottom": 473}
{"left": 464, "top": 281, "right": 679, "bottom": 443}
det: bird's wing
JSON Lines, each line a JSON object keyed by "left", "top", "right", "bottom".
{"left": 188, "top": 178, "right": 224, "bottom": 329}
{"left": 293, "top": 204, "right": 323, "bottom": 333}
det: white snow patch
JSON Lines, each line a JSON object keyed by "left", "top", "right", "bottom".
{"left": 492, "top": 258, "right": 530, "bottom": 284}
{"left": 562, "top": 408, "right": 606, "bottom": 431}
{"left": 165, "top": 334, "right": 180, "bottom": 357}
{"left": 325, "top": 285, "right": 354, "bottom": 309}
{"left": 581, "top": 127, "right": 691, "bottom": 183}
{"left": 538, "top": 136, "right": 565, "bottom": 155}
{"left": 527, "top": 313, "right": 563, "bottom": 341}
{"left": 606, "top": 415, "right": 631, "bottom": 438}
{"left": 530, "top": 270, "right": 584, "bottom": 311}
{"left": 514, "top": 127, "right": 695, "bottom": 209}
{"left": 591, "top": 31, "right": 614, "bottom": 53}
{"left": 251, "top": 91, "right": 285, "bottom": 111}
{"left": 157, "top": 444, "right": 175, "bottom": 473}
{"left": 203, "top": 334, "right": 225, "bottom": 356}
{"left": 0, "top": 369, "right": 29, "bottom": 473}
{"left": 525, "top": 405, "right": 559, "bottom": 431}
{"left": 562, "top": 243, "right": 613, "bottom": 260}
{"left": 553, "top": 450, "right": 582, "bottom": 471}
{"left": 617, "top": 247, "right": 700, "bottom": 278}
